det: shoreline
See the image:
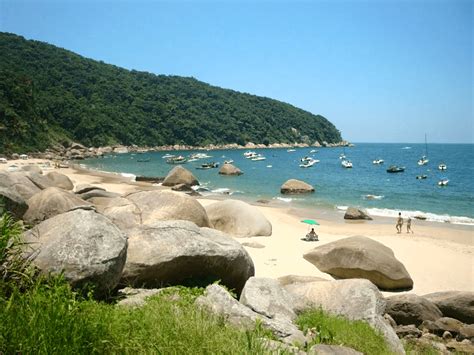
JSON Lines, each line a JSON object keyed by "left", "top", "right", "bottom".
{"left": 1, "top": 158, "right": 473, "bottom": 295}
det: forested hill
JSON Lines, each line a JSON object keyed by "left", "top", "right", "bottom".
{"left": 0, "top": 32, "right": 342, "bottom": 152}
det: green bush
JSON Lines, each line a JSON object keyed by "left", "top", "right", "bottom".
{"left": 296, "top": 308, "right": 393, "bottom": 354}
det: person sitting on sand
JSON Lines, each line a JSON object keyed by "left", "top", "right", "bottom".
{"left": 396, "top": 212, "right": 403, "bottom": 234}
{"left": 407, "top": 217, "right": 413, "bottom": 234}
{"left": 306, "top": 228, "right": 318, "bottom": 241}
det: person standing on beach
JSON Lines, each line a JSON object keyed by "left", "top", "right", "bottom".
{"left": 407, "top": 217, "right": 413, "bottom": 234}
{"left": 396, "top": 212, "right": 403, "bottom": 233}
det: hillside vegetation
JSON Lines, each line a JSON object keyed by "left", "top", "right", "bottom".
{"left": 0, "top": 32, "right": 341, "bottom": 153}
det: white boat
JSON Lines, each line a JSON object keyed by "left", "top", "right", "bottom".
{"left": 299, "top": 159, "right": 319, "bottom": 168}
{"left": 300, "top": 156, "right": 312, "bottom": 163}
{"left": 373, "top": 159, "right": 384, "bottom": 165}
{"left": 438, "top": 179, "right": 449, "bottom": 186}
{"left": 244, "top": 151, "right": 256, "bottom": 157}
{"left": 341, "top": 160, "right": 353, "bottom": 168}
{"left": 187, "top": 158, "right": 199, "bottom": 162}
{"left": 224, "top": 160, "right": 234, "bottom": 164}
{"left": 162, "top": 154, "right": 175, "bottom": 159}
{"left": 310, "top": 149, "right": 318, "bottom": 153}
{"left": 438, "top": 163, "right": 447, "bottom": 170}
{"left": 287, "top": 149, "right": 296, "bottom": 152}
{"left": 417, "top": 134, "right": 429, "bottom": 165}
{"left": 251, "top": 155, "right": 266, "bottom": 161}
{"left": 166, "top": 155, "right": 187, "bottom": 164}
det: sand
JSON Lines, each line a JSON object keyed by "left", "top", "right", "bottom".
{"left": 2, "top": 158, "right": 473, "bottom": 296}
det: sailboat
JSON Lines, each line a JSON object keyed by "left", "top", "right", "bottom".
{"left": 417, "top": 134, "right": 429, "bottom": 166}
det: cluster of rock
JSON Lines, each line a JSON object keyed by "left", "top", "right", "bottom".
{"left": 0, "top": 166, "right": 279, "bottom": 298}
{"left": 386, "top": 292, "right": 474, "bottom": 353}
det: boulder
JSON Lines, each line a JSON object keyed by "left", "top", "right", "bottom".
{"left": 117, "top": 287, "right": 163, "bottom": 307}
{"left": 424, "top": 291, "right": 474, "bottom": 324}
{"left": 0, "top": 171, "right": 41, "bottom": 199}
{"left": 394, "top": 325, "right": 422, "bottom": 338}
{"left": 303, "top": 236, "right": 413, "bottom": 291}
{"left": 195, "top": 284, "right": 306, "bottom": 345}
{"left": 385, "top": 294, "right": 443, "bottom": 326}
{"left": 280, "top": 179, "right": 314, "bottom": 194}
{"left": 26, "top": 172, "right": 57, "bottom": 190}
{"left": 0, "top": 187, "right": 28, "bottom": 219}
{"left": 240, "top": 277, "right": 296, "bottom": 321}
{"left": 120, "top": 220, "right": 254, "bottom": 294}
{"left": 23, "top": 187, "right": 91, "bottom": 225}
{"left": 22, "top": 209, "right": 127, "bottom": 297}
{"left": 127, "top": 190, "right": 210, "bottom": 228}
{"left": 420, "top": 317, "right": 464, "bottom": 337}
{"left": 45, "top": 172, "right": 74, "bottom": 190}
{"left": 308, "top": 344, "right": 362, "bottom": 355}
{"left": 162, "top": 166, "right": 199, "bottom": 187}
{"left": 284, "top": 279, "right": 404, "bottom": 354}
{"left": 278, "top": 275, "right": 329, "bottom": 288}
{"left": 79, "top": 189, "right": 120, "bottom": 200}
{"left": 205, "top": 200, "right": 271, "bottom": 237}
{"left": 458, "top": 324, "right": 474, "bottom": 341}
{"left": 20, "top": 165, "right": 43, "bottom": 174}
{"left": 171, "top": 183, "right": 193, "bottom": 192}
{"left": 75, "top": 184, "right": 105, "bottom": 194}
{"left": 344, "top": 207, "right": 373, "bottom": 220}
{"left": 219, "top": 164, "right": 243, "bottom": 176}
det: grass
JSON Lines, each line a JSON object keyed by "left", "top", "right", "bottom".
{"left": 296, "top": 308, "right": 394, "bottom": 354}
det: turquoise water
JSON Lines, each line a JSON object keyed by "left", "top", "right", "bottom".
{"left": 81, "top": 143, "right": 474, "bottom": 225}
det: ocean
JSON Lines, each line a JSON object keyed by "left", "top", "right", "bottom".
{"left": 80, "top": 143, "right": 474, "bottom": 225}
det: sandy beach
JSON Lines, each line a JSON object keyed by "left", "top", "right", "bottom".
{"left": 2, "top": 158, "right": 473, "bottom": 296}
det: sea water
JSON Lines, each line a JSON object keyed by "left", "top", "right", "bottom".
{"left": 81, "top": 143, "right": 474, "bottom": 225}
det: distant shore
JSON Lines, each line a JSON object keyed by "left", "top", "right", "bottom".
{"left": 2, "top": 157, "right": 472, "bottom": 296}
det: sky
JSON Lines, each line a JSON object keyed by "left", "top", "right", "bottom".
{"left": 1, "top": 0, "right": 472, "bottom": 143}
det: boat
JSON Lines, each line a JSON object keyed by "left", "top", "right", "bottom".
{"left": 341, "top": 160, "right": 353, "bottom": 168}
{"left": 136, "top": 158, "right": 150, "bottom": 163}
{"left": 416, "top": 175, "right": 427, "bottom": 180}
{"left": 300, "top": 159, "right": 319, "bottom": 168}
{"left": 287, "top": 149, "right": 296, "bottom": 152}
{"left": 438, "top": 179, "right": 449, "bottom": 186}
{"left": 224, "top": 160, "right": 234, "bottom": 164}
{"left": 244, "top": 151, "right": 257, "bottom": 157}
{"left": 438, "top": 163, "right": 447, "bottom": 170}
{"left": 300, "top": 156, "right": 312, "bottom": 163}
{"left": 187, "top": 158, "right": 199, "bottom": 162}
{"left": 162, "top": 154, "right": 175, "bottom": 159}
{"left": 373, "top": 159, "right": 384, "bottom": 165}
{"left": 196, "top": 162, "right": 219, "bottom": 169}
{"left": 190, "top": 153, "right": 213, "bottom": 159}
{"left": 417, "top": 134, "right": 429, "bottom": 165}
{"left": 339, "top": 154, "right": 346, "bottom": 160}
{"left": 251, "top": 155, "right": 266, "bottom": 161}
{"left": 166, "top": 156, "right": 187, "bottom": 164}
{"left": 310, "top": 149, "right": 318, "bottom": 153}
{"left": 387, "top": 165, "right": 405, "bottom": 173}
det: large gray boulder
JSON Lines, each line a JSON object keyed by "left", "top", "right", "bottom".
{"left": 27, "top": 172, "right": 57, "bottom": 190}
{"left": 280, "top": 179, "right": 315, "bottom": 194}
{"left": 0, "top": 187, "right": 28, "bottom": 219}
{"left": 45, "top": 171, "right": 74, "bottom": 190}
{"left": 162, "top": 166, "right": 199, "bottom": 187}
{"left": 0, "top": 171, "right": 41, "bottom": 199}
{"left": 240, "top": 277, "right": 296, "bottom": 321}
{"left": 20, "top": 165, "right": 43, "bottom": 174}
{"left": 303, "top": 236, "right": 413, "bottom": 291}
{"left": 285, "top": 279, "right": 405, "bottom": 354}
{"left": 95, "top": 197, "right": 141, "bottom": 230}
{"left": 424, "top": 291, "right": 474, "bottom": 324}
{"left": 127, "top": 190, "right": 210, "bottom": 228}
{"left": 205, "top": 200, "right": 271, "bottom": 237}
{"left": 219, "top": 164, "right": 243, "bottom": 176}
{"left": 120, "top": 220, "right": 254, "bottom": 294}
{"left": 195, "top": 284, "right": 306, "bottom": 345}
{"left": 344, "top": 207, "right": 373, "bottom": 220}
{"left": 385, "top": 294, "right": 443, "bottom": 326}
{"left": 22, "top": 209, "right": 127, "bottom": 297}
{"left": 78, "top": 189, "right": 120, "bottom": 200}
{"left": 23, "top": 187, "right": 91, "bottom": 225}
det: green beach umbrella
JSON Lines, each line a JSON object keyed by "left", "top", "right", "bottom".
{"left": 301, "top": 219, "right": 320, "bottom": 226}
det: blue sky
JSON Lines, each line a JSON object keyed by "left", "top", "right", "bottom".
{"left": 1, "top": 0, "right": 472, "bottom": 143}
